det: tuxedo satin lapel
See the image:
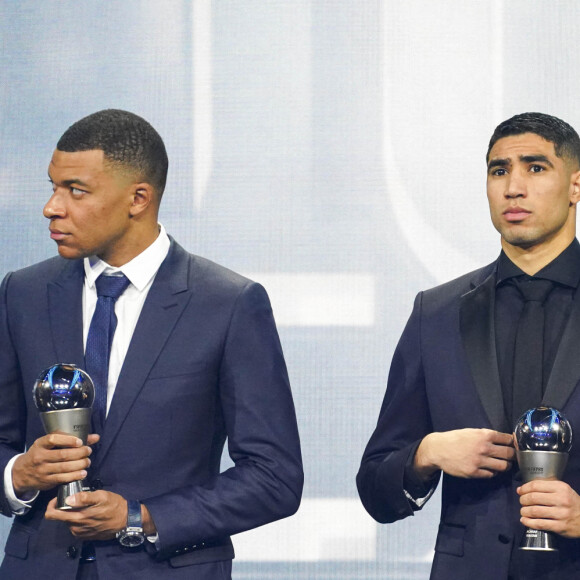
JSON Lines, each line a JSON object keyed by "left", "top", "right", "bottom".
{"left": 95, "top": 244, "right": 192, "bottom": 466}
{"left": 543, "top": 288, "right": 580, "bottom": 411}
{"left": 47, "top": 261, "right": 85, "bottom": 368}
{"left": 460, "top": 268, "right": 508, "bottom": 432}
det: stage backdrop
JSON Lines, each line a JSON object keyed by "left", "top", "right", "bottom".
{"left": 2, "top": 1, "right": 580, "bottom": 578}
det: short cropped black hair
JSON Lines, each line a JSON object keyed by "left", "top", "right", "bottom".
{"left": 56, "top": 109, "right": 169, "bottom": 196}
{"left": 486, "top": 112, "right": 580, "bottom": 168}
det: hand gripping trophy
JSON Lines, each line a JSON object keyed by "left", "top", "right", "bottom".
{"left": 514, "top": 406, "right": 573, "bottom": 551}
{"left": 33, "top": 363, "right": 95, "bottom": 510}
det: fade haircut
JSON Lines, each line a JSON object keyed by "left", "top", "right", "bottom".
{"left": 486, "top": 112, "right": 580, "bottom": 168}
{"left": 56, "top": 109, "right": 169, "bottom": 197}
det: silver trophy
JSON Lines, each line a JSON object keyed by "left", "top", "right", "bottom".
{"left": 33, "top": 363, "right": 95, "bottom": 510}
{"left": 514, "top": 406, "right": 572, "bottom": 551}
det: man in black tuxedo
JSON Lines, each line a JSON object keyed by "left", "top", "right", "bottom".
{"left": 0, "top": 109, "right": 303, "bottom": 579}
{"left": 358, "top": 112, "right": 580, "bottom": 579}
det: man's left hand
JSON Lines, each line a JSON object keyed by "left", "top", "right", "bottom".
{"left": 518, "top": 480, "right": 580, "bottom": 538}
{"left": 45, "top": 490, "right": 127, "bottom": 540}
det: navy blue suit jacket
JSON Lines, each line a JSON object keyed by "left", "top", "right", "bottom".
{"left": 0, "top": 240, "right": 303, "bottom": 579}
{"left": 358, "top": 261, "right": 580, "bottom": 579}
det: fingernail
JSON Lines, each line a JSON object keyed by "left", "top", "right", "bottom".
{"left": 66, "top": 495, "right": 77, "bottom": 507}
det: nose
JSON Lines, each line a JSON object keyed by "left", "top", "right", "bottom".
{"left": 505, "top": 168, "right": 527, "bottom": 199}
{"left": 43, "top": 190, "right": 66, "bottom": 219}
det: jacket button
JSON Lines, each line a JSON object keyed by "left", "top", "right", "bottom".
{"left": 498, "top": 534, "right": 511, "bottom": 544}
{"left": 66, "top": 546, "right": 78, "bottom": 559}
{"left": 91, "top": 478, "right": 103, "bottom": 490}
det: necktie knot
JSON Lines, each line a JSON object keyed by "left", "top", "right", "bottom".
{"left": 95, "top": 274, "right": 131, "bottom": 300}
{"left": 515, "top": 278, "right": 553, "bottom": 304}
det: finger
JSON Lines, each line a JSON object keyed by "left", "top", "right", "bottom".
{"left": 39, "top": 446, "right": 93, "bottom": 465}
{"left": 45, "top": 501, "right": 77, "bottom": 522}
{"left": 87, "top": 434, "right": 100, "bottom": 446}
{"left": 521, "top": 516, "right": 565, "bottom": 534}
{"left": 45, "top": 469, "right": 88, "bottom": 487}
{"left": 518, "top": 480, "right": 562, "bottom": 495}
{"left": 519, "top": 490, "right": 563, "bottom": 508}
{"left": 521, "top": 504, "right": 566, "bottom": 520}
{"left": 487, "top": 431, "right": 515, "bottom": 446}
{"left": 41, "top": 433, "right": 84, "bottom": 450}
{"left": 488, "top": 444, "right": 516, "bottom": 461}
{"left": 34, "top": 455, "right": 90, "bottom": 483}
{"left": 471, "top": 468, "right": 498, "bottom": 479}
{"left": 66, "top": 491, "right": 100, "bottom": 509}
{"left": 480, "top": 457, "right": 514, "bottom": 473}
{"left": 49, "top": 457, "right": 91, "bottom": 475}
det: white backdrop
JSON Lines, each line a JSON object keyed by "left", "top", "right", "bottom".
{"left": 2, "top": 1, "right": 580, "bottom": 578}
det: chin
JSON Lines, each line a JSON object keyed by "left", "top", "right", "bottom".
{"left": 502, "top": 229, "right": 556, "bottom": 250}
{"left": 56, "top": 246, "right": 85, "bottom": 261}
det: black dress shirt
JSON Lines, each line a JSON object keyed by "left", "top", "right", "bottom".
{"left": 495, "top": 238, "right": 580, "bottom": 427}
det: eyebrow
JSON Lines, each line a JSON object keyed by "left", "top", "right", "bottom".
{"left": 47, "top": 173, "right": 91, "bottom": 188}
{"left": 487, "top": 154, "right": 555, "bottom": 171}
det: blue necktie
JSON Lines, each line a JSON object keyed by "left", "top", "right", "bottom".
{"left": 85, "top": 273, "right": 131, "bottom": 434}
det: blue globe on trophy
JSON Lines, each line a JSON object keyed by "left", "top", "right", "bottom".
{"left": 33, "top": 363, "right": 95, "bottom": 509}
{"left": 514, "top": 406, "right": 573, "bottom": 551}
{"left": 34, "top": 363, "right": 94, "bottom": 412}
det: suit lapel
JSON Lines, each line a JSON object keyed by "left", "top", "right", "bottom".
{"left": 460, "top": 264, "right": 509, "bottom": 432}
{"left": 47, "top": 260, "right": 85, "bottom": 367}
{"left": 543, "top": 286, "right": 580, "bottom": 410}
{"left": 95, "top": 243, "right": 192, "bottom": 465}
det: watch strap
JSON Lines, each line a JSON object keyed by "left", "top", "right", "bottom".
{"left": 127, "top": 500, "right": 142, "bottom": 529}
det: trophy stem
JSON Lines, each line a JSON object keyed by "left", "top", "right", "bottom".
{"left": 57, "top": 480, "right": 85, "bottom": 510}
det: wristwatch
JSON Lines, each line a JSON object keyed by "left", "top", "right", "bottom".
{"left": 117, "top": 500, "right": 146, "bottom": 548}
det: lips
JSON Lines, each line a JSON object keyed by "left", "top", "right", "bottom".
{"left": 503, "top": 207, "right": 531, "bottom": 222}
{"left": 49, "top": 228, "right": 69, "bottom": 241}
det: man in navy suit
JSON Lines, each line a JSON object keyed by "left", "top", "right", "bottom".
{"left": 0, "top": 109, "right": 303, "bottom": 579}
{"left": 358, "top": 113, "right": 580, "bottom": 579}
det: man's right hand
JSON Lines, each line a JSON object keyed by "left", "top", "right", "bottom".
{"left": 414, "top": 428, "right": 515, "bottom": 481}
{"left": 12, "top": 433, "right": 99, "bottom": 497}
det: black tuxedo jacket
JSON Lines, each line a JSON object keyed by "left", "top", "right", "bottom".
{"left": 358, "top": 260, "right": 580, "bottom": 579}
{"left": 0, "top": 240, "right": 303, "bottom": 579}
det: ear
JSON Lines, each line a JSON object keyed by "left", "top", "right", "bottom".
{"left": 129, "top": 183, "right": 155, "bottom": 217}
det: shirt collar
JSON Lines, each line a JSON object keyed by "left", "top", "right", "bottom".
{"left": 497, "top": 238, "right": 580, "bottom": 289}
{"left": 83, "top": 224, "right": 171, "bottom": 291}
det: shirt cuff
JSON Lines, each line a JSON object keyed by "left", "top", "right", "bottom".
{"left": 403, "top": 440, "right": 439, "bottom": 508}
{"left": 4, "top": 454, "right": 39, "bottom": 514}
{"left": 403, "top": 484, "right": 436, "bottom": 508}
{"left": 147, "top": 533, "right": 160, "bottom": 546}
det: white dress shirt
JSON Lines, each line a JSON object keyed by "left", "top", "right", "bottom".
{"left": 4, "top": 225, "right": 170, "bottom": 513}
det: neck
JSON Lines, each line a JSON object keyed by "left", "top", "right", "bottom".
{"left": 99, "top": 222, "right": 160, "bottom": 268}
{"left": 501, "top": 233, "right": 575, "bottom": 275}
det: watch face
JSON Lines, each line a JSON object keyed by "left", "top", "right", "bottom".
{"left": 119, "top": 530, "right": 145, "bottom": 548}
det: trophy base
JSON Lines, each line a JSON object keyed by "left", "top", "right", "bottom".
{"left": 57, "top": 480, "right": 84, "bottom": 510}
{"left": 520, "top": 528, "right": 558, "bottom": 551}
